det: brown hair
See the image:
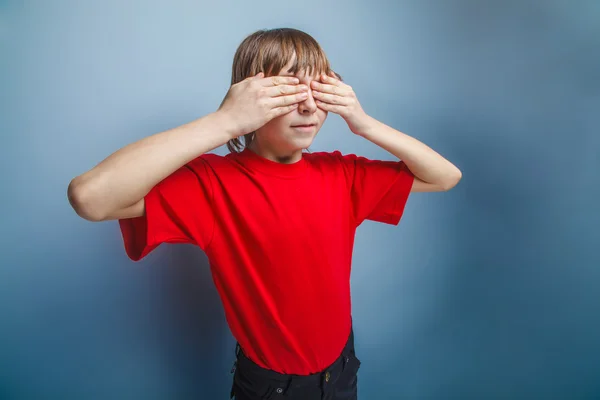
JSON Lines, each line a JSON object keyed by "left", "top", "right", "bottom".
{"left": 225, "top": 28, "right": 341, "bottom": 154}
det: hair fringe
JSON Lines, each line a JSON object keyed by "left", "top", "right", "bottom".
{"left": 223, "top": 28, "right": 340, "bottom": 154}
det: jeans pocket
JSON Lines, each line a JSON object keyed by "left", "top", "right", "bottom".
{"left": 232, "top": 368, "right": 285, "bottom": 400}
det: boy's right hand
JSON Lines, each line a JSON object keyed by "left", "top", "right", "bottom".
{"left": 217, "top": 72, "right": 309, "bottom": 138}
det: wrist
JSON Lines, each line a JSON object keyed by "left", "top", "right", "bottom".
{"left": 352, "top": 113, "right": 378, "bottom": 137}
{"left": 212, "top": 110, "right": 243, "bottom": 140}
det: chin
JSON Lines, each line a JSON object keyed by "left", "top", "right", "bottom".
{"left": 286, "top": 136, "right": 315, "bottom": 152}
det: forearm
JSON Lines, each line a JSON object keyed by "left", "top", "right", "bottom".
{"left": 356, "top": 116, "right": 462, "bottom": 189}
{"left": 68, "top": 111, "right": 235, "bottom": 220}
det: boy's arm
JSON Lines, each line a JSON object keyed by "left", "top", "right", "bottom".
{"left": 310, "top": 72, "right": 462, "bottom": 192}
{"left": 68, "top": 73, "right": 307, "bottom": 222}
{"left": 67, "top": 111, "right": 236, "bottom": 221}
{"left": 356, "top": 115, "right": 463, "bottom": 192}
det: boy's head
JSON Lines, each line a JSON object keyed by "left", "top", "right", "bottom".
{"left": 226, "top": 28, "right": 341, "bottom": 155}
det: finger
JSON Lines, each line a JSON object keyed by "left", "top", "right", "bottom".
{"left": 323, "top": 72, "right": 348, "bottom": 89}
{"left": 243, "top": 72, "right": 263, "bottom": 82}
{"left": 271, "top": 103, "right": 300, "bottom": 118}
{"left": 329, "top": 70, "right": 344, "bottom": 81}
{"left": 315, "top": 100, "right": 342, "bottom": 114}
{"left": 264, "top": 83, "right": 308, "bottom": 97}
{"left": 259, "top": 75, "right": 300, "bottom": 86}
{"left": 310, "top": 81, "right": 343, "bottom": 95}
{"left": 321, "top": 73, "right": 342, "bottom": 86}
{"left": 312, "top": 91, "right": 350, "bottom": 105}
{"left": 269, "top": 91, "right": 309, "bottom": 108}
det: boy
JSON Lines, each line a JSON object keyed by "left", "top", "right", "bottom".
{"left": 68, "top": 28, "right": 461, "bottom": 400}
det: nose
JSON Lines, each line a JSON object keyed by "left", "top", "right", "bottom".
{"left": 298, "top": 87, "right": 318, "bottom": 114}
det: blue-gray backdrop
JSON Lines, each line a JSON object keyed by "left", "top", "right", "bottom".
{"left": 1, "top": 0, "right": 599, "bottom": 398}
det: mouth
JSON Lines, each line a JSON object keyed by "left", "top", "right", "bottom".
{"left": 291, "top": 124, "right": 316, "bottom": 128}
{"left": 291, "top": 124, "right": 316, "bottom": 133}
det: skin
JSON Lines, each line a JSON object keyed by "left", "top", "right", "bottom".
{"left": 309, "top": 72, "right": 462, "bottom": 191}
{"left": 248, "top": 57, "right": 328, "bottom": 164}
{"left": 250, "top": 57, "right": 462, "bottom": 192}
{"left": 68, "top": 53, "right": 463, "bottom": 224}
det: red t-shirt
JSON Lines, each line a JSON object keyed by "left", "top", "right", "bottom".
{"left": 118, "top": 147, "right": 414, "bottom": 375}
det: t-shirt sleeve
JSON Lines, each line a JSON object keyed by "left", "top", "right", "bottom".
{"left": 334, "top": 151, "right": 415, "bottom": 226}
{"left": 118, "top": 155, "right": 215, "bottom": 261}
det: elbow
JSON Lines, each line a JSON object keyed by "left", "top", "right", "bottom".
{"left": 67, "top": 178, "right": 106, "bottom": 222}
{"left": 441, "top": 167, "right": 462, "bottom": 191}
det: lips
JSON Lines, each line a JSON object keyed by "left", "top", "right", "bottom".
{"left": 292, "top": 124, "right": 316, "bottom": 127}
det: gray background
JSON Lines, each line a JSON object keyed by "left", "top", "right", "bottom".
{"left": 1, "top": 0, "right": 599, "bottom": 398}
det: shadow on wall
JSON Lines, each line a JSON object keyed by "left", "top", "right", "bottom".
{"left": 154, "top": 244, "right": 234, "bottom": 398}
{"left": 386, "top": 110, "right": 600, "bottom": 399}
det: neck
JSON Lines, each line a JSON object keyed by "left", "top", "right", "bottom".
{"left": 248, "top": 139, "right": 303, "bottom": 164}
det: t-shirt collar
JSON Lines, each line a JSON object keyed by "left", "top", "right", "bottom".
{"left": 234, "top": 147, "right": 307, "bottom": 179}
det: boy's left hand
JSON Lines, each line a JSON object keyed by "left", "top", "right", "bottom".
{"left": 311, "top": 71, "right": 373, "bottom": 135}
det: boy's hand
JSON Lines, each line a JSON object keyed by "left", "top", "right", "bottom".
{"left": 218, "top": 72, "right": 309, "bottom": 138}
{"left": 311, "top": 72, "right": 373, "bottom": 135}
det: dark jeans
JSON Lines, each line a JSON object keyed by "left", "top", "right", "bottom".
{"left": 230, "top": 327, "right": 361, "bottom": 400}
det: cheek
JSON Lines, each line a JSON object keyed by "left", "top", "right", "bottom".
{"left": 263, "top": 114, "right": 287, "bottom": 128}
{"left": 261, "top": 114, "right": 292, "bottom": 135}
{"left": 318, "top": 109, "right": 328, "bottom": 122}
{"left": 276, "top": 112, "right": 297, "bottom": 127}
